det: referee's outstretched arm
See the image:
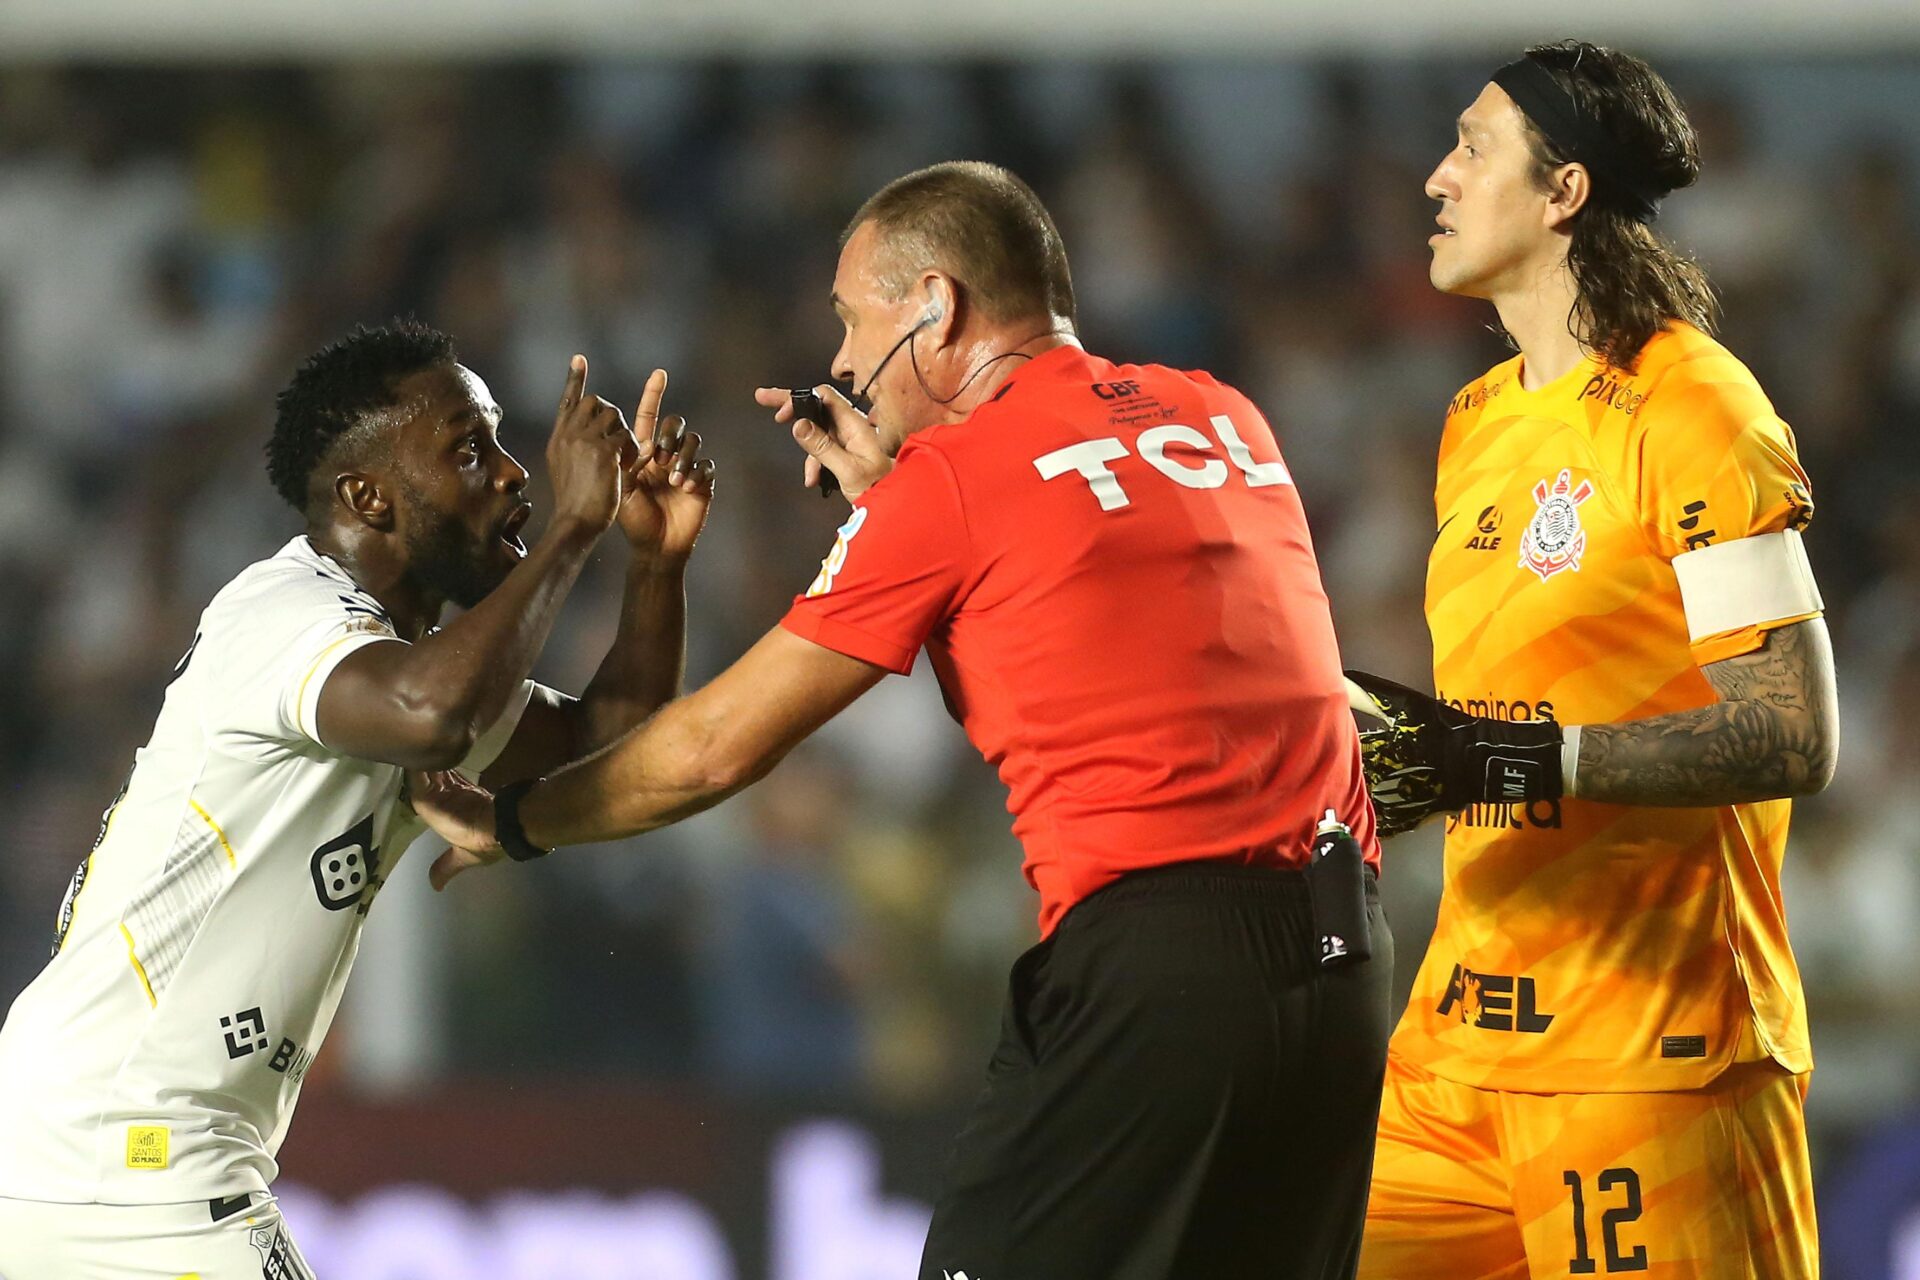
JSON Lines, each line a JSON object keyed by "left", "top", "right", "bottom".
{"left": 421, "top": 626, "right": 884, "bottom": 886}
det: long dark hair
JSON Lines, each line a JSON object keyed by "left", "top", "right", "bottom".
{"left": 1512, "top": 40, "right": 1719, "bottom": 372}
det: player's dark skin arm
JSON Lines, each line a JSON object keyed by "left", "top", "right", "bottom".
{"left": 417, "top": 628, "right": 885, "bottom": 887}
{"left": 479, "top": 557, "right": 692, "bottom": 787}
{"left": 317, "top": 359, "right": 647, "bottom": 772}
{"left": 320, "top": 522, "right": 602, "bottom": 773}
{"left": 569, "top": 566, "right": 689, "bottom": 751}
{"left": 481, "top": 394, "right": 715, "bottom": 787}
{"left": 1572, "top": 617, "right": 1838, "bottom": 806}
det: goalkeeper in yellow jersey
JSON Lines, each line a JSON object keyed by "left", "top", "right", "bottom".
{"left": 1350, "top": 40, "right": 1834, "bottom": 1279}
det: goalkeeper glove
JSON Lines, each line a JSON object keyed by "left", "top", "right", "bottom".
{"left": 1343, "top": 670, "right": 1566, "bottom": 837}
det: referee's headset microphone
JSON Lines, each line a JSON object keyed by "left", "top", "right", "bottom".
{"left": 855, "top": 297, "right": 943, "bottom": 403}
{"left": 855, "top": 289, "right": 1055, "bottom": 410}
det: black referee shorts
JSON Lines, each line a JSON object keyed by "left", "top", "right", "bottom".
{"left": 918, "top": 859, "right": 1393, "bottom": 1280}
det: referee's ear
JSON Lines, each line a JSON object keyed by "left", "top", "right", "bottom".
{"left": 919, "top": 273, "right": 959, "bottom": 348}
{"left": 334, "top": 472, "right": 394, "bottom": 531}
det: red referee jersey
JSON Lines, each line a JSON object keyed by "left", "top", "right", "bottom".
{"left": 782, "top": 345, "right": 1377, "bottom": 936}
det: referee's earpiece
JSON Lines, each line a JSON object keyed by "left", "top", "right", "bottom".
{"left": 919, "top": 281, "right": 951, "bottom": 329}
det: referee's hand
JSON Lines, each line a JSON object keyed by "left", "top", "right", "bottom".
{"left": 756, "top": 384, "right": 894, "bottom": 500}
{"left": 406, "top": 770, "right": 505, "bottom": 890}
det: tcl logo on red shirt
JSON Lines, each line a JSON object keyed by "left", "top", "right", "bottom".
{"left": 1032, "top": 414, "right": 1293, "bottom": 511}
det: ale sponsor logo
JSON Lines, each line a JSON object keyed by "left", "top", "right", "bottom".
{"left": 1465, "top": 504, "right": 1503, "bottom": 551}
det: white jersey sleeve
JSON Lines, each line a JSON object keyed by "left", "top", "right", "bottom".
{"left": 206, "top": 553, "right": 400, "bottom": 749}
{"left": 202, "top": 542, "right": 537, "bottom": 764}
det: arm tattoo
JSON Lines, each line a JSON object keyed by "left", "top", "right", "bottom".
{"left": 1573, "top": 618, "right": 1838, "bottom": 807}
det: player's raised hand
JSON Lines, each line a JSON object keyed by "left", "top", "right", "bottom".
{"left": 406, "top": 770, "right": 506, "bottom": 891}
{"left": 547, "top": 355, "right": 638, "bottom": 540}
{"left": 755, "top": 383, "right": 894, "bottom": 500}
{"left": 617, "top": 368, "right": 716, "bottom": 565}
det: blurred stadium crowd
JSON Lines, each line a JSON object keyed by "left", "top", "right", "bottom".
{"left": 0, "top": 58, "right": 1916, "bottom": 1164}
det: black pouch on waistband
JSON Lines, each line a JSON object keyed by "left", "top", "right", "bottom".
{"left": 1305, "top": 820, "right": 1372, "bottom": 968}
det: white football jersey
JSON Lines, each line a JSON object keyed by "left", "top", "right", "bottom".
{"left": 0, "top": 536, "right": 532, "bottom": 1204}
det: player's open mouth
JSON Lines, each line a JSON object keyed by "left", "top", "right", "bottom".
{"left": 499, "top": 505, "right": 532, "bottom": 556}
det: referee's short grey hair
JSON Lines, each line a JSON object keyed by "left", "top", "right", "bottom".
{"left": 844, "top": 161, "right": 1077, "bottom": 328}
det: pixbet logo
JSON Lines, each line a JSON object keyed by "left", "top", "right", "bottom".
{"left": 1576, "top": 371, "right": 1649, "bottom": 417}
{"left": 1447, "top": 379, "right": 1506, "bottom": 418}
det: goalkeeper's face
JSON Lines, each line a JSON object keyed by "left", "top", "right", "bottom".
{"left": 1424, "top": 83, "right": 1564, "bottom": 300}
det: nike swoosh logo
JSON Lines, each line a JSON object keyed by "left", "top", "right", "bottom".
{"left": 1433, "top": 513, "right": 1457, "bottom": 545}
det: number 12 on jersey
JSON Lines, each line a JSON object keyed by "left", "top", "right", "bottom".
{"left": 1033, "top": 414, "right": 1292, "bottom": 512}
{"left": 1565, "top": 1166, "right": 1647, "bottom": 1273}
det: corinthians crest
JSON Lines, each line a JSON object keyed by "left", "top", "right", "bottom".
{"left": 1518, "top": 468, "right": 1595, "bottom": 581}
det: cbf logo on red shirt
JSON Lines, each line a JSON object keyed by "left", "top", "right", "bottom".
{"left": 1518, "top": 468, "right": 1594, "bottom": 582}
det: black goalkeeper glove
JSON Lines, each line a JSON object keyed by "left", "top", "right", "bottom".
{"left": 1343, "top": 670, "right": 1566, "bottom": 837}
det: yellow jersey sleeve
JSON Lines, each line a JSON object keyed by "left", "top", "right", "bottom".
{"left": 1631, "top": 360, "right": 1816, "bottom": 666}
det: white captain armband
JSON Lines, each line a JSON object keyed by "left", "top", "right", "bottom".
{"left": 1671, "top": 529, "right": 1823, "bottom": 645}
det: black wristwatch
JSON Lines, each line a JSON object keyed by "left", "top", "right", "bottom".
{"left": 494, "top": 779, "right": 552, "bottom": 863}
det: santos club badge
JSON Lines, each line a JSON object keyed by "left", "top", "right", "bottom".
{"left": 1518, "top": 469, "right": 1595, "bottom": 582}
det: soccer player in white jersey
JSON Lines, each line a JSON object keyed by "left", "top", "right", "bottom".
{"left": 0, "top": 321, "right": 714, "bottom": 1279}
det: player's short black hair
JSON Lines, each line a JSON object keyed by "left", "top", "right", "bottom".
{"left": 266, "top": 320, "right": 457, "bottom": 514}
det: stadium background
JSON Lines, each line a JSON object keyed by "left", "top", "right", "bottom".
{"left": 1, "top": 1, "right": 1918, "bottom": 1274}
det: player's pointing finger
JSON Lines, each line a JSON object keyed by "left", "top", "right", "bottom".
{"left": 559, "top": 354, "right": 588, "bottom": 413}
{"left": 635, "top": 368, "right": 668, "bottom": 429}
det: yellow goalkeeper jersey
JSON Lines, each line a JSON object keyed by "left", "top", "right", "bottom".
{"left": 1394, "top": 322, "right": 1818, "bottom": 1094}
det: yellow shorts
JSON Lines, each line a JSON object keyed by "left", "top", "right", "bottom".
{"left": 1360, "top": 1051, "right": 1818, "bottom": 1279}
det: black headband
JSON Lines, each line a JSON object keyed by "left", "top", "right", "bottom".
{"left": 1491, "top": 57, "right": 1663, "bottom": 223}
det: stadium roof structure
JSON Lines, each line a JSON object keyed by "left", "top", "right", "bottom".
{"left": 4, "top": 0, "right": 1919, "bottom": 60}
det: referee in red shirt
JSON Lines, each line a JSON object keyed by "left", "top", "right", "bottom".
{"left": 417, "top": 161, "right": 1393, "bottom": 1278}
